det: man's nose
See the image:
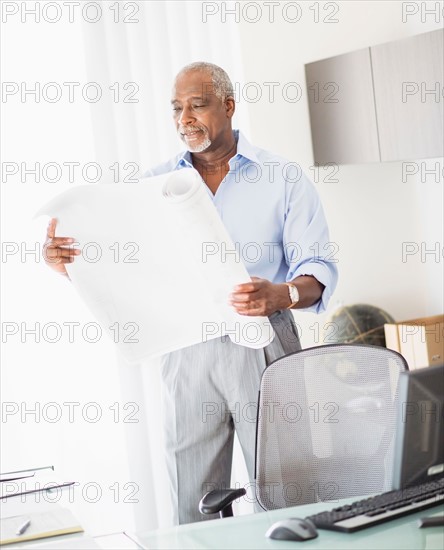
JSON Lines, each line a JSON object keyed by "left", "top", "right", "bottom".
{"left": 178, "top": 106, "right": 194, "bottom": 125}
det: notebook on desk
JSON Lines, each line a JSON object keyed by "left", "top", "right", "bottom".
{"left": 0, "top": 508, "right": 83, "bottom": 546}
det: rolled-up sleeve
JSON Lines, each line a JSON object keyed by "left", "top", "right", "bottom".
{"left": 283, "top": 170, "right": 338, "bottom": 313}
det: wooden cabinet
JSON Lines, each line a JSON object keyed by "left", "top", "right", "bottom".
{"left": 371, "top": 29, "right": 443, "bottom": 161}
{"left": 305, "top": 29, "right": 443, "bottom": 164}
{"left": 305, "top": 49, "right": 380, "bottom": 165}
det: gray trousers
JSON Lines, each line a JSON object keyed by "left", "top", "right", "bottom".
{"left": 159, "top": 309, "right": 301, "bottom": 525}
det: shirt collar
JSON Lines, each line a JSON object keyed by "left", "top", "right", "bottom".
{"left": 174, "top": 149, "right": 193, "bottom": 170}
{"left": 173, "top": 129, "right": 260, "bottom": 170}
{"left": 234, "top": 129, "right": 260, "bottom": 164}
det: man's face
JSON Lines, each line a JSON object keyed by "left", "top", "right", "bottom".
{"left": 171, "top": 70, "right": 233, "bottom": 153}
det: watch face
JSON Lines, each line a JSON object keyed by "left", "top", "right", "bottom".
{"left": 289, "top": 286, "right": 299, "bottom": 303}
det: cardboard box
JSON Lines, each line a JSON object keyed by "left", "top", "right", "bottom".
{"left": 384, "top": 314, "right": 444, "bottom": 370}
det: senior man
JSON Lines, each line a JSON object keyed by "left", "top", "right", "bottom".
{"left": 44, "top": 62, "right": 338, "bottom": 525}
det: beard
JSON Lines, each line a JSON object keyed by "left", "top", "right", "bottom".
{"left": 178, "top": 125, "right": 212, "bottom": 153}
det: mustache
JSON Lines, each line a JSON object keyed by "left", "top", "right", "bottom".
{"left": 178, "top": 125, "right": 206, "bottom": 136}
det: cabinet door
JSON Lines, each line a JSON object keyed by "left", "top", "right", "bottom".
{"left": 371, "top": 29, "right": 444, "bottom": 161}
{"left": 305, "top": 48, "right": 380, "bottom": 165}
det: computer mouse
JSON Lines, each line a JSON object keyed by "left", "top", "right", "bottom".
{"left": 265, "top": 517, "right": 318, "bottom": 541}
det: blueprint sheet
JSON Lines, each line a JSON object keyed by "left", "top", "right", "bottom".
{"left": 36, "top": 169, "right": 275, "bottom": 363}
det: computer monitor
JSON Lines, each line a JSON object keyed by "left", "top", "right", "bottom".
{"left": 392, "top": 364, "right": 444, "bottom": 489}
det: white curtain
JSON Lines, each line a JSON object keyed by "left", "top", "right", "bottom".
{"left": 2, "top": 0, "right": 250, "bottom": 536}
{"left": 80, "top": 0, "right": 251, "bottom": 530}
{"left": 81, "top": 0, "right": 250, "bottom": 169}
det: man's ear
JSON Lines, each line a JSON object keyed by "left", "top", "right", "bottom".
{"left": 225, "top": 96, "right": 235, "bottom": 118}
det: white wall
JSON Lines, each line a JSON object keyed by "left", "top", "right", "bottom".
{"left": 229, "top": 0, "right": 443, "bottom": 515}
{"left": 234, "top": 0, "right": 443, "bottom": 347}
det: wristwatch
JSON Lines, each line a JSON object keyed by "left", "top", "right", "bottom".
{"left": 285, "top": 283, "right": 300, "bottom": 309}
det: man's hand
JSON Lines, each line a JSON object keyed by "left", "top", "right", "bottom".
{"left": 43, "top": 218, "right": 80, "bottom": 276}
{"left": 229, "top": 277, "right": 290, "bottom": 317}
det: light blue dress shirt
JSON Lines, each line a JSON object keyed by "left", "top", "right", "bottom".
{"left": 145, "top": 130, "right": 338, "bottom": 313}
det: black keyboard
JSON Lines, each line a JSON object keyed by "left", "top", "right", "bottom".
{"left": 306, "top": 478, "right": 444, "bottom": 533}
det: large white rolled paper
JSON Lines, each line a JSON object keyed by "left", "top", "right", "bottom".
{"left": 36, "top": 169, "right": 275, "bottom": 363}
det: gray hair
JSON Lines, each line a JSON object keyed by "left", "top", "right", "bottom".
{"left": 175, "top": 62, "right": 234, "bottom": 102}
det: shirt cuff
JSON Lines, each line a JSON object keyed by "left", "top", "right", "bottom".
{"left": 287, "top": 262, "right": 336, "bottom": 314}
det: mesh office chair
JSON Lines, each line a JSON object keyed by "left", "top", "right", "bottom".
{"left": 200, "top": 344, "right": 408, "bottom": 517}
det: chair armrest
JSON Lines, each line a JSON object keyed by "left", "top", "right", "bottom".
{"left": 199, "top": 488, "right": 246, "bottom": 517}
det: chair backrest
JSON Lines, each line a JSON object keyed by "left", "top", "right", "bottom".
{"left": 255, "top": 343, "right": 408, "bottom": 511}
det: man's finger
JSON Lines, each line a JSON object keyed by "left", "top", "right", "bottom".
{"left": 229, "top": 292, "right": 252, "bottom": 303}
{"left": 45, "top": 237, "right": 76, "bottom": 246}
{"left": 233, "top": 282, "right": 260, "bottom": 293}
{"left": 235, "top": 307, "right": 264, "bottom": 317}
{"left": 232, "top": 299, "right": 261, "bottom": 310}
{"left": 44, "top": 246, "right": 80, "bottom": 262}
{"left": 46, "top": 218, "right": 57, "bottom": 240}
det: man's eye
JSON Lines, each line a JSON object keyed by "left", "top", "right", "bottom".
{"left": 172, "top": 107, "right": 181, "bottom": 111}
{"left": 193, "top": 104, "right": 205, "bottom": 109}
